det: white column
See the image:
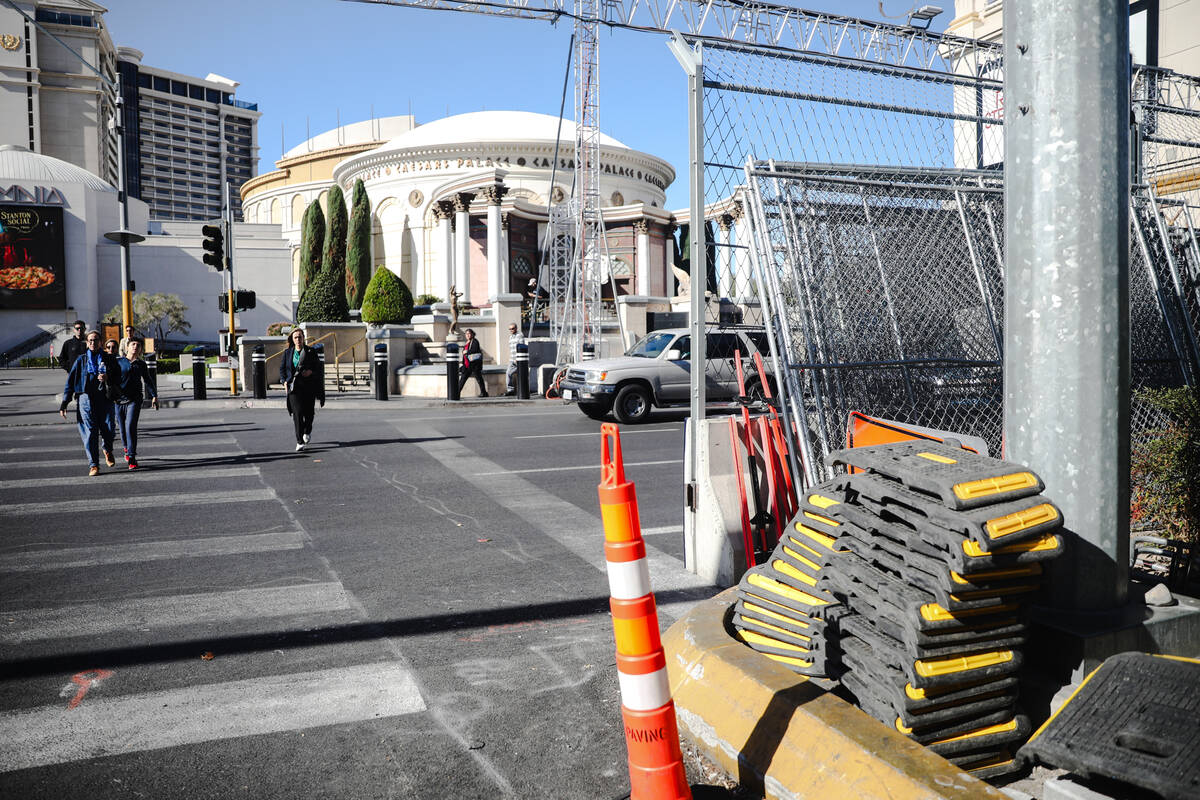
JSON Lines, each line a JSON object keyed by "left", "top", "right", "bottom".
{"left": 732, "top": 204, "right": 750, "bottom": 300}
{"left": 434, "top": 201, "right": 454, "bottom": 302}
{"left": 481, "top": 184, "right": 507, "bottom": 300}
{"left": 453, "top": 192, "right": 474, "bottom": 302}
{"left": 634, "top": 219, "right": 650, "bottom": 296}
{"left": 718, "top": 214, "right": 734, "bottom": 300}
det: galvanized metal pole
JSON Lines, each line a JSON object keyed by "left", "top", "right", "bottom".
{"left": 1003, "top": 1, "right": 1130, "bottom": 611}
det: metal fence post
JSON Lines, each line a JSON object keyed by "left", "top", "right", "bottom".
{"left": 252, "top": 344, "right": 267, "bottom": 399}
{"left": 373, "top": 342, "right": 388, "bottom": 401}
{"left": 1004, "top": 0, "right": 1130, "bottom": 611}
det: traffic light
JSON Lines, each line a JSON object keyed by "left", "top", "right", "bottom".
{"left": 201, "top": 224, "right": 224, "bottom": 271}
{"left": 235, "top": 290, "right": 256, "bottom": 311}
{"left": 218, "top": 293, "right": 228, "bottom": 313}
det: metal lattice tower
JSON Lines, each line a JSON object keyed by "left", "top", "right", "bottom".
{"left": 571, "top": 0, "right": 604, "bottom": 363}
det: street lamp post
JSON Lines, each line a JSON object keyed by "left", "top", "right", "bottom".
{"left": 103, "top": 91, "right": 143, "bottom": 333}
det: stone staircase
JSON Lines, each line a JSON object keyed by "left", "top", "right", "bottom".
{"left": 325, "top": 360, "right": 372, "bottom": 393}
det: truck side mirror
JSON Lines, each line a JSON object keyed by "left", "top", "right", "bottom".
{"left": 665, "top": 349, "right": 683, "bottom": 361}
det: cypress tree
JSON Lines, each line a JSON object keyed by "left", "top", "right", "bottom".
{"left": 346, "top": 179, "right": 372, "bottom": 309}
{"left": 360, "top": 266, "right": 414, "bottom": 325}
{"left": 323, "top": 184, "right": 348, "bottom": 293}
{"left": 298, "top": 201, "right": 325, "bottom": 301}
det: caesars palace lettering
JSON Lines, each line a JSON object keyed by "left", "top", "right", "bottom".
{"left": 366, "top": 155, "right": 667, "bottom": 190}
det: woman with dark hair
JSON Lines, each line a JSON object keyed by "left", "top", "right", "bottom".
{"left": 113, "top": 338, "right": 158, "bottom": 469}
{"left": 279, "top": 328, "right": 324, "bottom": 450}
{"left": 457, "top": 328, "right": 487, "bottom": 397}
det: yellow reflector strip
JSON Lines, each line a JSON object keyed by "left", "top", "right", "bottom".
{"left": 781, "top": 544, "right": 822, "bottom": 573}
{"left": 739, "top": 616, "right": 811, "bottom": 643}
{"left": 914, "top": 650, "right": 1013, "bottom": 678}
{"left": 962, "top": 532, "right": 1061, "bottom": 557}
{"left": 742, "top": 601, "right": 812, "bottom": 629}
{"left": 747, "top": 573, "right": 828, "bottom": 607}
{"left": 949, "top": 584, "right": 1039, "bottom": 601}
{"left": 794, "top": 523, "right": 838, "bottom": 550}
{"left": 771, "top": 558, "right": 818, "bottom": 587}
{"left": 930, "top": 718, "right": 1019, "bottom": 745}
{"left": 761, "top": 651, "right": 815, "bottom": 669}
{"left": 985, "top": 503, "right": 1060, "bottom": 540}
{"left": 950, "top": 563, "right": 1043, "bottom": 584}
{"left": 917, "top": 451, "right": 958, "bottom": 464}
{"left": 920, "top": 602, "right": 1020, "bottom": 621}
{"left": 952, "top": 472, "right": 1038, "bottom": 501}
{"left": 807, "top": 493, "right": 840, "bottom": 509}
{"left": 803, "top": 510, "right": 840, "bottom": 528}
{"left": 785, "top": 536, "right": 827, "bottom": 564}
{"left": 738, "top": 628, "right": 811, "bottom": 653}
{"left": 895, "top": 718, "right": 912, "bottom": 734}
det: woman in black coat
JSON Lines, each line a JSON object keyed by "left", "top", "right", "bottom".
{"left": 279, "top": 328, "right": 325, "bottom": 450}
{"left": 457, "top": 327, "right": 487, "bottom": 397}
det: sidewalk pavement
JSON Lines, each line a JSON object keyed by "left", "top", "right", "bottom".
{"left": 0, "top": 367, "right": 558, "bottom": 425}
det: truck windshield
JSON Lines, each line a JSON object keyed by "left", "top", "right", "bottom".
{"left": 625, "top": 332, "right": 676, "bottom": 358}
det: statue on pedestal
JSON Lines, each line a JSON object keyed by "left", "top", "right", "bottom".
{"left": 448, "top": 285, "right": 463, "bottom": 338}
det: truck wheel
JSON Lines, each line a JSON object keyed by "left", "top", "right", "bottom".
{"left": 613, "top": 384, "right": 652, "bottom": 424}
{"left": 579, "top": 402, "right": 611, "bottom": 421}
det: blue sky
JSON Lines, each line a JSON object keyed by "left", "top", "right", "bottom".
{"left": 102, "top": 1, "right": 952, "bottom": 210}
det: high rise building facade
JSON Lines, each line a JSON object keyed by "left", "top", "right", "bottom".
{"left": 116, "top": 47, "right": 260, "bottom": 222}
{"left": 0, "top": 0, "right": 118, "bottom": 186}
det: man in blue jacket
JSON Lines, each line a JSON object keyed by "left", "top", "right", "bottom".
{"left": 59, "top": 330, "right": 118, "bottom": 476}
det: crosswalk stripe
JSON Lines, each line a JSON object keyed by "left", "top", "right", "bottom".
{"left": 0, "top": 451, "right": 247, "bottom": 471}
{"left": 0, "top": 437, "right": 238, "bottom": 455}
{"left": 0, "top": 465, "right": 260, "bottom": 489}
{"left": 0, "top": 531, "right": 307, "bottom": 572}
{"left": 0, "top": 489, "right": 275, "bottom": 516}
{"left": 0, "top": 661, "right": 426, "bottom": 773}
{"left": 0, "top": 582, "right": 354, "bottom": 644}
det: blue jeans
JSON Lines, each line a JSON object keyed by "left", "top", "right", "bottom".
{"left": 115, "top": 400, "right": 142, "bottom": 458}
{"left": 77, "top": 392, "right": 114, "bottom": 467}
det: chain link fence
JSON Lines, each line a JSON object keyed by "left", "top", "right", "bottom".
{"left": 685, "top": 33, "right": 1200, "bottom": 485}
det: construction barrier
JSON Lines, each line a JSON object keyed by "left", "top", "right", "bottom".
{"left": 598, "top": 423, "right": 691, "bottom": 800}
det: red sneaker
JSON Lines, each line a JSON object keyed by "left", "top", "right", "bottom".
{"left": 128, "top": 460, "right": 139, "bottom": 470}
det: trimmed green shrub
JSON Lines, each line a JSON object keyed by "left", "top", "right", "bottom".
{"left": 296, "top": 266, "right": 350, "bottom": 323}
{"left": 416, "top": 293, "right": 441, "bottom": 306}
{"left": 346, "top": 179, "right": 372, "bottom": 309}
{"left": 298, "top": 202, "right": 325, "bottom": 301}
{"left": 361, "top": 266, "right": 414, "bottom": 325}
{"left": 20, "top": 357, "right": 51, "bottom": 367}
{"left": 156, "top": 358, "right": 181, "bottom": 374}
{"left": 1132, "top": 386, "right": 1200, "bottom": 543}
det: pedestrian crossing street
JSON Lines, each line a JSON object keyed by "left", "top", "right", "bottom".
{"left": 0, "top": 419, "right": 427, "bottom": 775}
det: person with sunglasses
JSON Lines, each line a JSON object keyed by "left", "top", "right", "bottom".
{"left": 59, "top": 321, "right": 88, "bottom": 372}
{"left": 59, "top": 330, "right": 120, "bottom": 475}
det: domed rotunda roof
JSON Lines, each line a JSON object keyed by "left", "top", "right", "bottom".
{"left": 370, "top": 110, "right": 630, "bottom": 153}
{"left": 0, "top": 145, "right": 115, "bottom": 192}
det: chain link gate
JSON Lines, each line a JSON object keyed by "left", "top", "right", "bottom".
{"left": 679, "top": 27, "right": 1200, "bottom": 488}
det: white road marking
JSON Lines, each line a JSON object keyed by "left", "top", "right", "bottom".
{"left": 640, "top": 525, "right": 684, "bottom": 537}
{"left": 0, "top": 465, "right": 260, "bottom": 489}
{"left": 0, "top": 437, "right": 237, "bottom": 455}
{"left": 0, "top": 662, "right": 426, "bottom": 773}
{"left": 0, "top": 451, "right": 247, "bottom": 471}
{"left": 471, "top": 459, "right": 681, "bottom": 477}
{"left": 393, "top": 421, "right": 712, "bottom": 615}
{"left": 512, "top": 427, "right": 681, "bottom": 439}
{"left": 386, "top": 407, "right": 580, "bottom": 424}
{"left": 0, "top": 531, "right": 307, "bottom": 572}
{"left": 0, "top": 489, "right": 275, "bottom": 516}
{"left": 0, "top": 582, "right": 354, "bottom": 644}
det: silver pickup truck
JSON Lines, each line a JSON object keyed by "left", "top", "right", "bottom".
{"left": 559, "top": 327, "right": 773, "bottom": 423}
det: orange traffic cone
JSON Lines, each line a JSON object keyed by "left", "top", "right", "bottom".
{"left": 598, "top": 423, "right": 692, "bottom": 800}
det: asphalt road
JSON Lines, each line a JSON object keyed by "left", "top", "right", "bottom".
{"left": 0, "top": 369, "right": 728, "bottom": 799}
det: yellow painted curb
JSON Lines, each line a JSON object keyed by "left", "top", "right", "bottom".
{"left": 664, "top": 588, "right": 1008, "bottom": 800}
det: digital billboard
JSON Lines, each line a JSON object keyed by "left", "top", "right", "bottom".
{"left": 0, "top": 204, "right": 66, "bottom": 309}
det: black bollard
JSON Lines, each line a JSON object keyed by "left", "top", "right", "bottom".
{"left": 373, "top": 342, "right": 388, "bottom": 401}
{"left": 252, "top": 344, "right": 267, "bottom": 399}
{"left": 145, "top": 351, "right": 158, "bottom": 396}
{"left": 515, "top": 342, "right": 530, "bottom": 400}
{"left": 192, "top": 347, "right": 207, "bottom": 400}
{"left": 446, "top": 342, "right": 460, "bottom": 401}
{"left": 582, "top": 343, "right": 596, "bottom": 362}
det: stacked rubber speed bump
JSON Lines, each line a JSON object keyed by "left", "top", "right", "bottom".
{"left": 730, "top": 440, "right": 1066, "bottom": 782}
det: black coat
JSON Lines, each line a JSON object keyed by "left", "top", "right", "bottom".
{"left": 461, "top": 338, "right": 483, "bottom": 373}
{"left": 279, "top": 345, "right": 325, "bottom": 401}
{"left": 60, "top": 336, "right": 88, "bottom": 372}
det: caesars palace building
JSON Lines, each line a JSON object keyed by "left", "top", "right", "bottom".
{"left": 241, "top": 111, "right": 681, "bottom": 311}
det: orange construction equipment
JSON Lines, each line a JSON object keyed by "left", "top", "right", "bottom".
{"left": 598, "top": 423, "right": 692, "bottom": 800}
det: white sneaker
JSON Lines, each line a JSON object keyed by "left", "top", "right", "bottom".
{"left": 295, "top": 442, "right": 305, "bottom": 451}
{"left": 302, "top": 434, "right": 310, "bottom": 444}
